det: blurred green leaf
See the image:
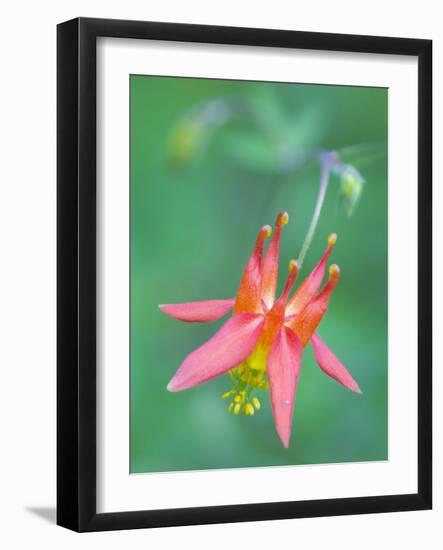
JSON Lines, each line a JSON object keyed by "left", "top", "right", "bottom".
{"left": 338, "top": 142, "right": 386, "bottom": 170}
{"left": 222, "top": 129, "right": 279, "bottom": 174}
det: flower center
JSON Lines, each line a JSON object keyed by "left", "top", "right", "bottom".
{"left": 221, "top": 259, "right": 300, "bottom": 417}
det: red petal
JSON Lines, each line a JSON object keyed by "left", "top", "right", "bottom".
{"left": 261, "top": 211, "right": 289, "bottom": 309}
{"left": 286, "top": 264, "right": 340, "bottom": 347}
{"left": 234, "top": 225, "right": 271, "bottom": 314}
{"left": 159, "top": 299, "right": 235, "bottom": 323}
{"left": 167, "top": 313, "right": 264, "bottom": 392}
{"left": 267, "top": 327, "right": 302, "bottom": 448}
{"left": 311, "top": 333, "right": 362, "bottom": 394}
{"left": 286, "top": 234, "right": 336, "bottom": 316}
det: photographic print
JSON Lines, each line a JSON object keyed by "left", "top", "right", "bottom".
{"left": 130, "top": 75, "right": 388, "bottom": 474}
{"left": 57, "top": 18, "right": 432, "bottom": 531}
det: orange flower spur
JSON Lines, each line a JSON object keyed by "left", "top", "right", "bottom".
{"left": 159, "top": 211, "right": 361, "bottom": 447}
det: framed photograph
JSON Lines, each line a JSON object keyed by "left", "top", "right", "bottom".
{"left": 57, "top": 17, "right": 432, "bottom": 532}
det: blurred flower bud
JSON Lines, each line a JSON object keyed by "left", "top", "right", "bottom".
{"left": 339, "top": 164, "right": 365, "bottom": 217}
{"left": 168, "top": 118, "right": 205, "bottom": 168}
{"left": 168, "top": 99, "right": 233, "bottom": 168}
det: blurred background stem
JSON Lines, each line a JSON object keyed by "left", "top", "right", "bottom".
{"left": 297, "top": 152, "right": 337, "bottom": 268}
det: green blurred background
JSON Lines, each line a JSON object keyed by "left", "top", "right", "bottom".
{"left": 130, "top": 75, "right": 387, "bottom": 473}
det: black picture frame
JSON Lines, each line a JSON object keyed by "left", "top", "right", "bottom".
{"left": 57, "top": 17, "right": 432, "bottom": 532}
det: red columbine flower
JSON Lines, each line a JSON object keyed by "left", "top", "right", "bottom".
{"left": 160, "top": 212, "right": 361, "bottom": 447}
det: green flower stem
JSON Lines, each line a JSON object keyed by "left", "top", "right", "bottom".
{"left": 297, "top": 153, "right": 337, "bottom": 269}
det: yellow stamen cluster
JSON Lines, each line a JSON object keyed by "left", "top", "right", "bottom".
{"left": 221, "top": 361, "right": 267, "bottom": 416}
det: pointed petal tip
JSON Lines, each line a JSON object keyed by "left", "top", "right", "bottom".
{"left": 311, "top": 333, "right": 361, "bottom": 394}
{"left": 166, "top": 378, "right": 178, "bottom": 392}
{"left": 275, "top": 412, "right": 293, "bottom": 448}
{"left": 347, "top": 379, "right": 363, "bottom": 394}
{"left": 279, "top": 431, "right": 291, "bottom": 448}
{"left": 343, "top": 380, "right": 362, "bottom": 395}
{"left": 167, "top": 376, "right": 188, "bottom": 392}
